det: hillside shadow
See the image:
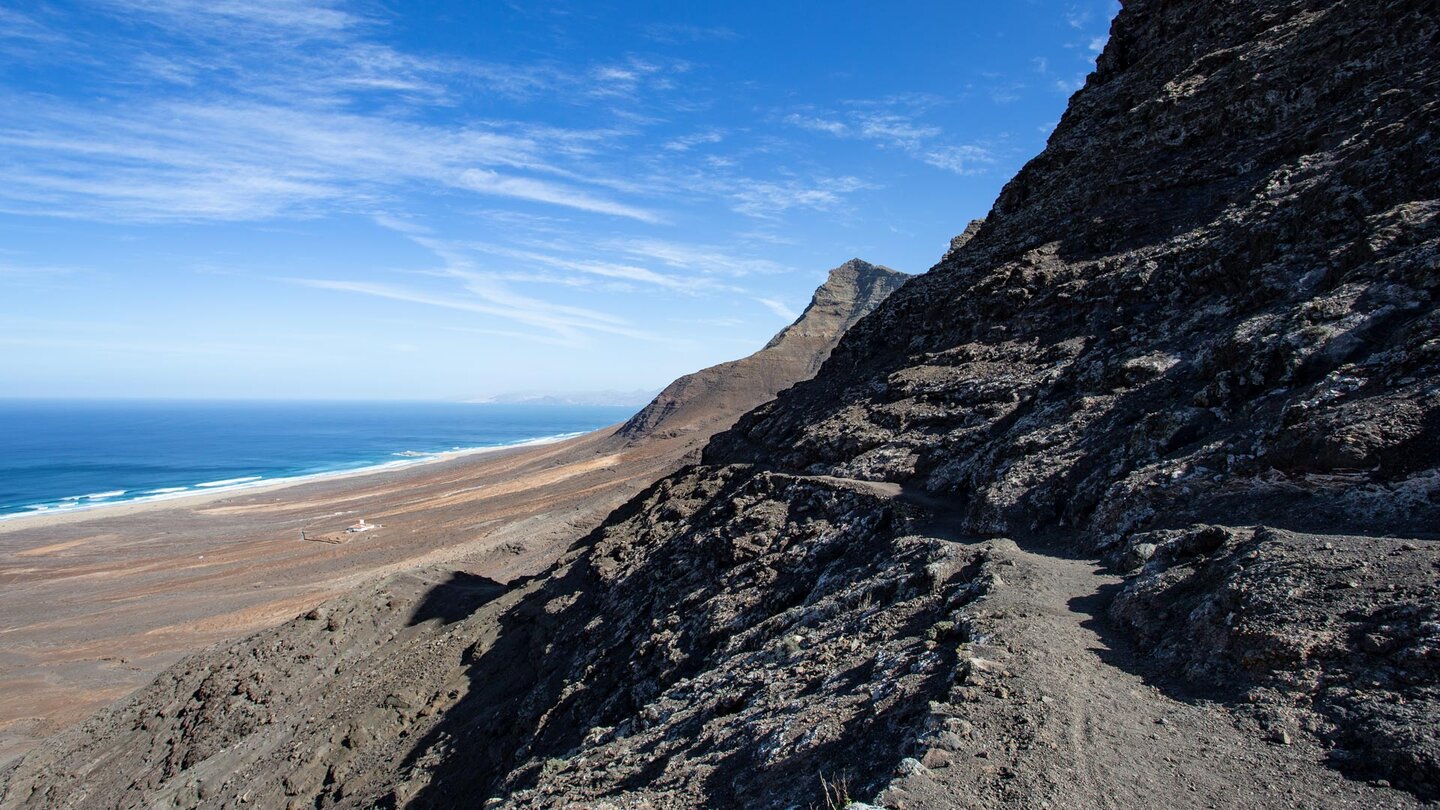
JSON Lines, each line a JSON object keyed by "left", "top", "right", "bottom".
{"left": 406, "top": 571, "right": 509, "bottom": 627}
{"left": 383, "top": 555, "right": 594, "bottom": 808}
{"left": 388, "top": 469, "right": 968, "bottom": 808}
{"left": 1066, "top": 583, "right": 1233, "bottom": 706}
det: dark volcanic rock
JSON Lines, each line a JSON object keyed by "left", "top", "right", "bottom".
{"left": 707, "top": 1, "right": 1439, "bottom": 551}
{"left": 613, "top": 259, "right": 907, "bottom": 445}
{"left": 697, "top": 0, "right": 1440, "bottom": 794}
{"left": 1111, "top": 526, "right": 1440, "bottom": 792}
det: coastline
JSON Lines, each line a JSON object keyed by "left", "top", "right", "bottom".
{"left": 0, "top": 420, "right": 693, "bottom": 764}
{"left": 0, "top": 431, "right": 589, "bottom": 534}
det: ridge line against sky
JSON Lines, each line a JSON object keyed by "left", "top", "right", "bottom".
{"left": 0, "top": 1, "right": 1118, "bottom": 400}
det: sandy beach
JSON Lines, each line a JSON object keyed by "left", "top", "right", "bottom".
{"left": 0, "top": 423, "right": 688, "bottom": 764}
{"left": 0, "top": 432, "right": 589, "bottom": 532}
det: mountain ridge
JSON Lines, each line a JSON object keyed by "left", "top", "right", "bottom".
{"left": 3, "top": 0, "right": 1436, "bottom": 807}
{"left": 612, "top": 258, "right": 908, "bottom": 445}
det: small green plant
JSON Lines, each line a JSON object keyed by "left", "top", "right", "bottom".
{"left": 782, "top": 634, "right": 804, "bottom": 657}
{"left": 817, "top": 771, "right": 853, "bottom": 809}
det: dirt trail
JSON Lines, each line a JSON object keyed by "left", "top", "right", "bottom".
{"left": 882, "top": 537, "right": 1418, "bottom": 809}
{"left": 737, "top": 474, "right": 1418, "bottom": 806}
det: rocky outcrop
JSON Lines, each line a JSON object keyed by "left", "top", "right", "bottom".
{"left": 706, "top": 1, "right": 1439, "bottom": 549}
{"left": 941, "top": 219, "right": 985, "bottom": 262}
{"left": 698, "top": 0, "right": 1440, "bottom": 792}
{"left": 613, "top": 259, "right": 907, "bottom": 445}
{"left": 1111, "top": 525, "right": 1440, "bottom": 790}
{"left": 4, "top": 0, "right": 1438, "bottom": 807}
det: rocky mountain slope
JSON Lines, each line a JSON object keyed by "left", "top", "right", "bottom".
{"left": 705, "top": 0, "right": 1440, "bottom": 793}
{"left": 3, "top": 0, "right": 1437, "bottom": 807}
{"left": 0, "top": 258, "right": 904, "bottom": 776}
{"left": 612, "top": 259, "right": 907, "bottom": 446}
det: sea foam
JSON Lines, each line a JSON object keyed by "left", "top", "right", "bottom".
{"left": 62, "top": 490, "right": 126, "bottom": 501}
{"left": 196, "top": 476, "right": 263, "bottom": 488}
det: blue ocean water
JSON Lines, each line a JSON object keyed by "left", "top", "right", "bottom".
{"left": 0, "top": 400, "right": 636, "bottom": 519}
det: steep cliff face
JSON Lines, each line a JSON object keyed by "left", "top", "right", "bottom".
{"left": 4, "top": 1, "right": 1437, "bottom": 808}
{"left": 613, "top": 259, "right": 907, "bottom": 445}
{"left": 708, "top": 0, "right": 1439, "bottom": 550}
{"left": 700, "top": 0, "right": 1440, "bottom": 794}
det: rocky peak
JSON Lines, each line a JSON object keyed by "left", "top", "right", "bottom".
{"left": 941, "top": 218, "right": 986, "bottom": 262}
{"left": 762, "top": 258, "right": 906, "bottom": 348}
{"left": 613, "top": 259, "right": 907, "bottom": 445}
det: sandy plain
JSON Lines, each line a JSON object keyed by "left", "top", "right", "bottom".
{"left": 0, "top": 425, "right": 689, "bottom": 764}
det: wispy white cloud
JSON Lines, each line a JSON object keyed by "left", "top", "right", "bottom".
{"left": 730, "top": 176, "right": 871, "bottom": 218}
{"left": 585, "top": 57, "right": 688, "bottom": 100}
{"left": 922, "top": 145, "right": 996, "bottom": 176}
{"left": 855, "top": 113, "right": 941, "bottom": 148}
{"left": 352, "top": 215, "right": 697, "bottom": 343}
{"left": 0, "top": 1, "right": 675, "bottom": 225}
{"left": 444, "top": 270, "right": 640, "bottom": 331}
{"left": 780, "top": 102, "right": 992, "bottom": 176}
{"left": 755, "top": 297, "right": 798, "bottom": 320}
{"left": 0, "top": 164, "right": 340, "bottom": 222}
{"left": 642, "top": 23, "right": 736, "bottom": 43}
{"left": 0, "top": 8, "right": 68, "bottom": 45}
{"left": 456, "top": 170, "right": 659, "bottom": 223}
{"left": 94, "top": 0, "right": 361, "bottom": 41}
{"left": 440, "top": 325, "right": 578, "bottom": 348}
{"left": 784, "top": 113, "right": 848, "bottom": 136}
{"left": 0, "top": 263, "right": 75, "bottom": 277}
{"left": 606, "top": 239, "right": 791, "bottom": 276}
{"left": 464, "top": 243, "right": 720, "bottom": 293}
{"left": 0, "top": 91, "right": 663, "bottom": 223}
{"left": 372, "top": 219, "right": 800, "bottom": 309}
{"left": 291, "top": 276, "right": 650, "bottom": 346}
{"left": 2, "top": 0, "right": 899, "bottom": 236}
{"left": 663, "top": 131, "right": 724, "bottom": 152}
{"left": 370, "top": 212, "right": 431, "bottom": 236}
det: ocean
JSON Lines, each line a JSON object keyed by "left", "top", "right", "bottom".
{"left": 0, "top": 400, "right": 637, "bottom": 519}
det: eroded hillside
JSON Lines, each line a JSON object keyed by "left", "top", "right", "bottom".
{"left": 2, "top": 0, "right": 1436, "bottom": 807}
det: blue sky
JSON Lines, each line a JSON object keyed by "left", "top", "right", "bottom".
{"left": 0, "top": 0, "right": 1119, "bottom": 400}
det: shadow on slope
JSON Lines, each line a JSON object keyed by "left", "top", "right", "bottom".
{"left": 392, "top": 468, "right": 998, "bottom": 808}
{"left": 406, "top": 572, "right": 509, "bottom": 627}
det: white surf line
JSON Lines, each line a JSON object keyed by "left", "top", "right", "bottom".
{"left": 0, "top": 430, "right": 596, "bottom": 523}
{"left": 196, "top": 476, "right": 264, "bottom": 488}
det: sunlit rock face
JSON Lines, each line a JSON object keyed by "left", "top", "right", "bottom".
{"left": 614, "top": 258, "right": 908, "bottom": 445}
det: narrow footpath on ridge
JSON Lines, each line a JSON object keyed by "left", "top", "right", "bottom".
{"left": 799, "top": 474, "right": 1420, "bottom": 809}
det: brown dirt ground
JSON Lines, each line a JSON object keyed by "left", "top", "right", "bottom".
{"left": 0, "top": 425, "right": 690, "bottom": 765}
